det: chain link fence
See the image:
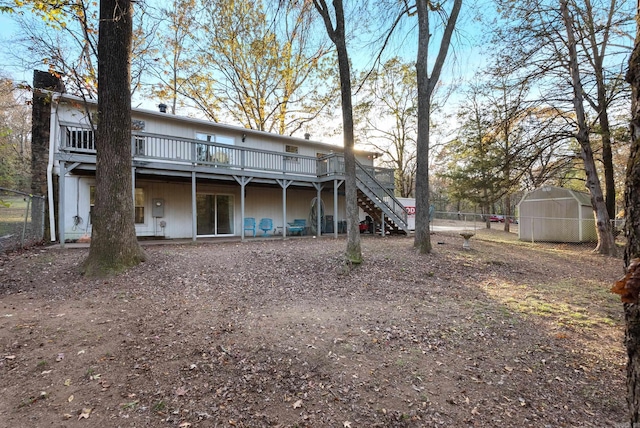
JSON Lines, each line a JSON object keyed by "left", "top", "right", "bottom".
{"left": 429, "top": 210, "right": 624, "bottom": 244}
{"left": 0, "top": 188, "right": 46, "bottom": 253}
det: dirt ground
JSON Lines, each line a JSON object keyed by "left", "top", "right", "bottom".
{"left": 0, "top": 230, "right": 628, "bottom": 427}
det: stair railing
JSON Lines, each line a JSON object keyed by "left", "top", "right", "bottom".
{"left": 355, "top": 161, "right": 408, "bottom": 228}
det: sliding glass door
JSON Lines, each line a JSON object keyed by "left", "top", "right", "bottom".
{"left": 196, "top": 194, "right": 234, "bottom": 236}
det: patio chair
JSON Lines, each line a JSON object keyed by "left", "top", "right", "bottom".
{"left": 244, "top": 217, "right": 256, "bottom": 237}
{"left": 287, "top": 218, "right": 306, "bottom": 236}
{"left": 259, "top": 218, "right": 273, "bottom": 236}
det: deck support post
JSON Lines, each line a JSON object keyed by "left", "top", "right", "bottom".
{"left": 313, "top": 183, "right": 323, "bottom": 236}
{"left": 59, "top": 161, "right": 66, "bottom": 247}
{"left": 132, "top": 167, "right": 136, "bottom": 222}
{"left": 333, "top": 180, "right": 343, "bottom": 238}
{"left": 234, "top": 176, "right": 253, "bottom": 241}
{"left": 191, "top": 172, "right": 196, "bottom": 242}
{"left": 277, "top": 179, "right": 292, "bottom": 238}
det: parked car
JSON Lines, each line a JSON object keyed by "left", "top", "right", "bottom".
{"left": 489, "top": 215, "right": 518, "bottom": 224}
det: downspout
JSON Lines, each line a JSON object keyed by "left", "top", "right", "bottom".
{"left": 47, "top": 93, "right": 60, "bottom": 242}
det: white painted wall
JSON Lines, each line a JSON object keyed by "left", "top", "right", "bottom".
{"left": 55, "top": 97, "right": 377, "bottom": 167}
{"left": 62, "top": 176, "right": 346, "bottom": 240}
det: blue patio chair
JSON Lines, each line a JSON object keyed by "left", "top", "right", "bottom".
{"left": 287, "top": 218, "right": 307, "bottom": 236}
{"left": 259, "top": 218, "right": 273, "bottom": 236}
{"left": 244, "top": 217, "right": 256, "bottom": 237}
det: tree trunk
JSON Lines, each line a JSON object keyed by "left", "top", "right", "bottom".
{"left": 560, "top": 0, "right": 615, "bottom": 256}
{"left": 414, "top": 0, "right": 432, "bottom": 254}
{"left": 335, "top": 37, "right": 362, "bottom": 264}
{"left": 82, "top": 0, "right": 145, "bottom": 276}
{"left": 414, "top": 0, "right": 461, "bottom": 254}
{"left": 504, "top": 193, "right": 511, "bottom": 232}
{"left": 583, "top": 0, "right": 616, "bottom": 220}
{"left": 312, "top": 0, "right": 361, "bottom": 263}
{"left": 624, "top": 14, "right": 640, "bottom": 425}
{"left": 599, "top": 107, "right": 616, "bottom": 219}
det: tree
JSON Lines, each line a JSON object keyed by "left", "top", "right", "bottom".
{"left": 82, "top": 0, "right": 145, "bottom": 276}
{"left": 414, "top": 0, "right": 462, "bottom": 254}
{"left": 484, "top": 76, "right": 535, "bottom": 232}
{"left": 146, "top": 0, "right": 198, "bottom": 115}
{"left": 490, "top": 0, "right": 630, "bottom": 254}
{"left": 8, "top": 0, "right": 156, "bottom": 97}
{"left": 153, "top": 0, "right": 336, "bottom": 136}
{"left": 560, "top": 0, "right": 616, "bottom": 256}
{"left": 355, "top": 57, "right": 417, "bottom": 197}
{"left": 617, "top": 6, "right": 640, "bottom": 423}
{"left": 571, "top": 0, "right": 630, "bottom": 219}
{"left": 440, "top": 85, "right": 504, "bottom": 226}
{"left": 312, "top": 0, "right": 361, "bottom": 264}
{"left": 0, "top": 77, "right": 31, "bottom": 191}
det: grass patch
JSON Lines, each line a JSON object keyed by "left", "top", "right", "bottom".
{"left": 482, "top": 278, "right": 622, "bottom": 329}
{"left": 121, "top": 400, "right": 139, "bottom": 410}
{"left": 152, "top": 400, "right": 166, "bottom": 412}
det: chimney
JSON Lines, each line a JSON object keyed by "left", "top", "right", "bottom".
{"left": 304, "top": 133, "right": 310, "bottom": 140}
{"left": 158, "top": 103, "right": 167, "bottom": 113}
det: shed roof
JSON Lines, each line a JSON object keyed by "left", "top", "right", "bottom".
{"left": 519, "top": 186, "right": 592, "bottom": 207}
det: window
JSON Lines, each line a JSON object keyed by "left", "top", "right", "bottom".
{"left": 89, "top": 185, "right": 95, "bottom": 225}
{"left": 67, "top": 128, "right": 95, "bottom": 150}
{"left": 134, "top": 188, "right": 145, "bottom": 224}
{"left": 134, "top": 136, "right": 146, "bottom": 156}
{"left": 285, "top": 145, "right": 299, "bottom": 161}
{"left": 195, "top": 133, "right": 234, "bottom": 164}
{"left": 90, "top": 186, "right": 145, "bottom": 224}
{"left": 196, "top": 133, "right": 215, "bottom": 143}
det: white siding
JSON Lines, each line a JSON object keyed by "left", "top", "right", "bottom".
{"left": 62, "top": 176, "right": 346, "bottom": 240}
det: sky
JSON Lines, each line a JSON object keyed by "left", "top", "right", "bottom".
{"left": 0, "top": 0, "right": 634, "bottom": 147}
{"left": 0, "top": 1, "right": 486, "bottom": 95}
{"left": 0, "top": 13, "right": 29, "bottom": 83}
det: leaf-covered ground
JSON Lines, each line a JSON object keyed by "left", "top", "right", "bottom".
{"left": 0, "top": 230, "right": 627, "bottom": 427}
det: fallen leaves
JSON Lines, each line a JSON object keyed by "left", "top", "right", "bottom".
{"left": 0, "top": 237, "right": 625, "bottom": 428}
{"left": 78, "top": 407, "right": 92, "bottom": 420}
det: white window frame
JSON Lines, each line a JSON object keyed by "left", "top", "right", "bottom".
{"left": 285, "top": 145, "right": 299, "bottom": 162}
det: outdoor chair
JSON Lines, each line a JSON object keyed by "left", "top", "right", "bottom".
{"left": 259, "top": 218, "right": 273, "bottom": 236}
{"left": 287, "top": 218, "right": 306, "bottom": 236}
{"left": 244, "top": 217, "right": 256, "bottom": 237}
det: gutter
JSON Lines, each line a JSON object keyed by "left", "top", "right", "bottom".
{"left": 47, "top": 93, "right": 60, "bottom": 242}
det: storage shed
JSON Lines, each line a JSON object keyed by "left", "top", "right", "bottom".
{"left": 517, "top": 186, "right": 597, "bottom": 243}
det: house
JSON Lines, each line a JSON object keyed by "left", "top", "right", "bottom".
{"left": 36, "top": 86, "right": 409, "bottom": 246}
{"left": 517, "top": 186, "right": 597, "bottom": 243}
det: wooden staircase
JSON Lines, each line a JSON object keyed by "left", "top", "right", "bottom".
{"left": 355, "top": 162, "right": 409, "bottom": 235}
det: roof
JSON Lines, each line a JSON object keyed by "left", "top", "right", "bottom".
{"left": 518, "top": 186, "right": 593, "bottom": 207}
{"left": 53, "top": 92, "right": 380, "bottom": 157}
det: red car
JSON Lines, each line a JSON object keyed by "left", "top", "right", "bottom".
{"left": 489, "top": 215, "right": 518, "bottom": 224}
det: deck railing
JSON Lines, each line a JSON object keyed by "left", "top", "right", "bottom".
{"left": 59, "top": 125, "right": 395, "bottom": 188}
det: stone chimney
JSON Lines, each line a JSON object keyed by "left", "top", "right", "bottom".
{"left": 31, "top": 70, "right": 65, "bottom": 242}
